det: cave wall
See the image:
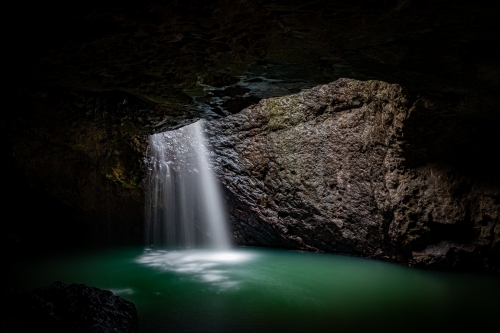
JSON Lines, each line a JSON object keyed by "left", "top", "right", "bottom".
{"left": 0, "top": 91, "right": 149, "bottom": 250}
{"left": 205, "top": 78, "right": 500, "bottom": 272}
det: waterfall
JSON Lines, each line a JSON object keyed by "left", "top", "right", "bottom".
{"left": 145, "top": 120, "right": 231, "bottom": 250}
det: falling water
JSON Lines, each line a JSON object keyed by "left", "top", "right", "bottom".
{"left": 145, "top": 120, "right": 231, "bottom": 249}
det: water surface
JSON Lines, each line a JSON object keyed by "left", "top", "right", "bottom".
{"left": 5, "top": 246, "right": 500, "bottom": 333}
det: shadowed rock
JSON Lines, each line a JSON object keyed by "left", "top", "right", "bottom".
{"left": 0, "top": 281, "right": 138, "bottom": 333}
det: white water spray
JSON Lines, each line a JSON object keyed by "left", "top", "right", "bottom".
{"left": 145, "top": 120, "right": 231, "bottom": 249}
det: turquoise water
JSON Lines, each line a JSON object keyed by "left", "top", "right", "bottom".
{"left": 5, "top": 246, "right": 500, "bottom": 333}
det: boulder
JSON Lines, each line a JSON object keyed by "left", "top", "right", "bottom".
{"left": 0, "top": 281, "right": 138, "bottom": 333}
{"left": 205, "top": 78, "right": 500, "bottom": 273}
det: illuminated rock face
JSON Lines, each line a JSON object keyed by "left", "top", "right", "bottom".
{"left": 205, "top": 79, "right": 500, "bottom": 272}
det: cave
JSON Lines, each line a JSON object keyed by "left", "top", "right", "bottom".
{"left": 1, "top": 1, "right": 500, "bottom": 332}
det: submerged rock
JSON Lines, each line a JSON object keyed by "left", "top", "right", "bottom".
{"left": 0, "top": 281, "right": 138, "bottom": 333}
{"left": 204, "top": 78, "right": 500, "bottom": 273}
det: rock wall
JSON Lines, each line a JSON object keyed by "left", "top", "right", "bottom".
{"left": 205, "top": 78, "right": 500, "bottom": 272}
{"left": 1, "top": 91, "right": 151, "bottom": 250}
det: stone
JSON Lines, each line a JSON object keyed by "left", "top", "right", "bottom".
{"left": 0, "top": 281, "right": 139, "bottom": 333}
{"left": 204, "top": 78, "right": 500, "bottom": 273}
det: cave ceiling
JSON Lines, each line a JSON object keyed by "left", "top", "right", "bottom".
{"left": 4, "top": 0, "right": 500, "bottom": 132}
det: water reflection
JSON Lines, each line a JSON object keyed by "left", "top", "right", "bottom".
{"left": 109, "top": 288, "right": 134, "bottom": 295}
{"left": 136, "top": 249, "right": 257, "bottom": 290}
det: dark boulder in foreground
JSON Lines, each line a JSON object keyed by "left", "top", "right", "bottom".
{"left": 0, "top": 281, "right": 138, "bottom": 333}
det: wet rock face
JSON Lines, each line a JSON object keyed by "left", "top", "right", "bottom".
{"left": 205, "top": 78, "right": 500, "bottom": 272}
{"left": 0, "top": 281, "right": 138, "bottom": 333}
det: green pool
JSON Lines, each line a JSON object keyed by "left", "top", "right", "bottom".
{"left": 5, "top": 246, "right": 500, "bottom": 333}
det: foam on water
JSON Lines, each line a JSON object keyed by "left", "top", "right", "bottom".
{"left": 136, "top": 249, "right": 257, "bottom": 290}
